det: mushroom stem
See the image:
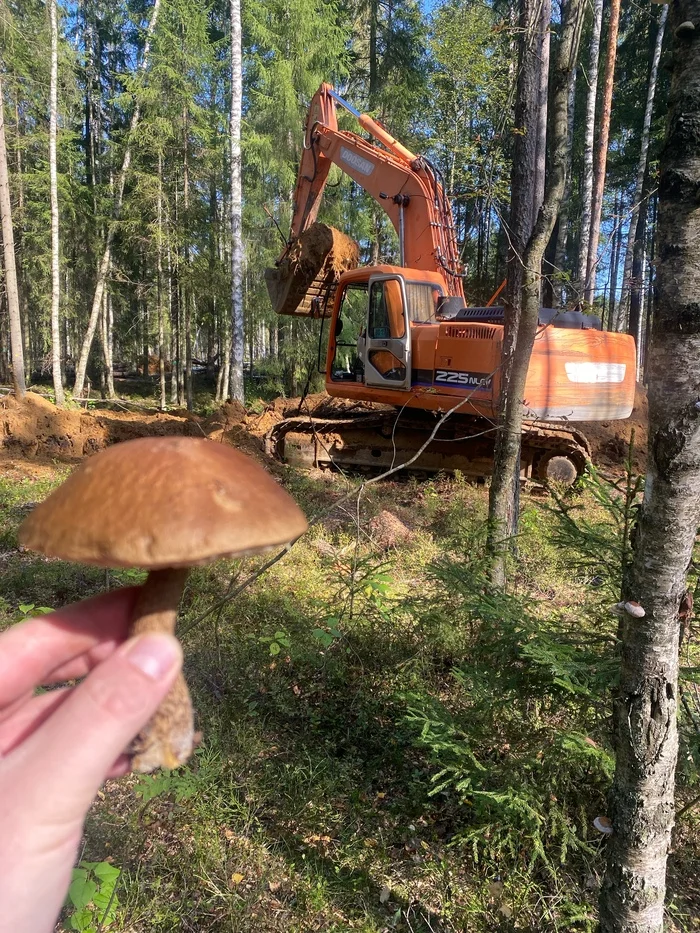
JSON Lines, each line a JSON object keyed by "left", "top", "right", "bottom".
{"left": 129, "top": 567, "right": 194, "bottom": 773}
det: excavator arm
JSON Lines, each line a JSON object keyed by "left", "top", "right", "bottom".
{"left": 267, "top": 84, "right": 465, "bottom": 315}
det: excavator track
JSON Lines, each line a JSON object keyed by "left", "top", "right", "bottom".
{"left": 265, "top": 410, "right": 591, "bottom": 485}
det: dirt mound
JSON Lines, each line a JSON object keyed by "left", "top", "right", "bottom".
{"left": 369, "top": 510, "right": 413, "bottom": 550}
{"left": 0, "top": 393, "right": 275, "bottom": 469}
{"left": 571, "top": 383, "right": 648, "bottom": 473}
{"left": 265, "top": 223, "right": 359, "bottom": 317}
{"left": 1, "top": 392, "right": 108, "bottom": 459}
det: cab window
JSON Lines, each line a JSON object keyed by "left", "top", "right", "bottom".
{"left": 405, "top": 282, "right": 442, "bottom": 323}
{"left": 369, "top": 279, "right": 405, "bottom": 338}
{"left": 331, "top": 283, "right": 367, "bottom": 381}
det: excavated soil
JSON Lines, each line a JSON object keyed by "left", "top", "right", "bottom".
{"left": 265, "top": 223, "right": 359, "bottom": 317}
{"left": 0, "top": 392, "right": 273, "bottom": 470}
{"left": 245, "top": 391, "right": 386, "bottom": 440}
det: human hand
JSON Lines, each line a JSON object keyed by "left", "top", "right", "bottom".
{"left": 0, "top": 589, "right": 183, "bottom": 933}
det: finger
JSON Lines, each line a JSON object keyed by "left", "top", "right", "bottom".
{"left": 107, "top": 755, "right": 132, "bottom": 778}
{"left": 0, "top": 687, "right": 71, "bottom": 755}
{"left": 10, "top": 633, "right": 182, "bottom": 833}
{"left": 0, "top": 588, "right": 138, "bottom": 706}
{"left": 0, "top": 692, "right": 139, "bottom": 777}
{"left": 0, "top": 690, "right": 33, "bottom": 726}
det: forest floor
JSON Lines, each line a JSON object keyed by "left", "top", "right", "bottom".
{"left": 1, "top": 386, "right": 698, "bottom": 933}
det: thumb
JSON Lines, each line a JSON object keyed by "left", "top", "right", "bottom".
{"left": 15, "top": 633, "right": 182, "bottom": 825}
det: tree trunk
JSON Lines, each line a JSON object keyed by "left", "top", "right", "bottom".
{"left": 487, "top": 0, "right": 543, "bottom": 580}
{"left": 488, "top": 0, "right": 586, "bottom": 586}
{"left": 599, "top": 4, "right": 700, "bottom": 928}
{"left": 627, "top": 181, "right": 648, "bottom": 357}
{"left": 585, "top": 0, "right": 621, "bottom": 305}
{"left": 641, "top": 192, "right": 658, "bottom": 379}
{"left": 105, "top": 285, "right": 115, "bottom": 398}
{"left": 48, "top": 0, "right": 64, "bottom": 405}
{"left": 552, "top": 66, "right": 577, "bottom": 308}
{"left": 229, "top": 0, "right": 244, "bottom": 402}
{"left": 183, "top": 107, "right": 193, "bottom": 412}
{"left": 532, "top": 0, "right": 550, "bottom": 225}
{"left": 157, "top": 152, "right": 166, "bottom": 410}
{"left": 620, "top": 5, "right": 668, "bottom": 325}
{"left": 577, "top": 0, "right": 603, "bottom": 297}
{"left": 73, "top": 0, "right": 161, "bottom": 398}
{"left": 177, "top": 281, "right": 185, "bottom": 406}
{"left": 0, "top": 75, "right": 26, "bottom": 396}
{"left": 608, "top": 191, "right": 623, "bottom": 329}
{"left": 369, "top": 0, "right": 379, "bottom": 108}
{"left": 168, "top": 241, "right": 178, "bottom": 406}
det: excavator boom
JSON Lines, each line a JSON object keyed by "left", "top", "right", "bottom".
{"left": 267, "top": 84, "right": 464, "bottom": 316}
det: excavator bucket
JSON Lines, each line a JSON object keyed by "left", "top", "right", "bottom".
{"left": 265, "top": 223, "right": 360, "bottom": 318}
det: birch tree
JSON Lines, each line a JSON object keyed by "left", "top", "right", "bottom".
{"left": 599, "top": 3, "right": 700, "bottom": 928}
{"left": 229, "top": 0, "right": 244, "bottom": 402}
{"left": 0, "top": 72, "right": 25, "bottom": 397}
{"left": 576, "top": 0, "right": 603, "bottom": 296}
{"left": 72, "top": 0, "right": 161, "bottom": 399}
{"left": 48, "top": 0, "right": 64, "bottom": 405}
{"left": 585, "top": 0, "right": 621, "bottom": 304}
{"left": 486, "top": 0, "right": 543, "bottom": 580}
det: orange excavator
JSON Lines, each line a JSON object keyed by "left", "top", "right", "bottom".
{"left": 264, "top": 84, "right": 636, "bottom": 483}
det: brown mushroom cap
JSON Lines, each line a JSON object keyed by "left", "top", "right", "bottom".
{"left": 20, "top": 437, "right": 308, "bottom": 568}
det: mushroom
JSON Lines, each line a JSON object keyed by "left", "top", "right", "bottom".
{"left": 675, "top": 20, "right": 696, "bottom": 39}
{"left": 19, "top": 436, "right": 308, "bottom": 772}
{"left": 612, "top": 600, "right": 646, "bottom": 619}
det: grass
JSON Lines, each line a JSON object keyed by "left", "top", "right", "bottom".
{"left": 1, "top": 457, "right": 699, "bottom": 931}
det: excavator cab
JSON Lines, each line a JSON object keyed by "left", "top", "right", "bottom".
{"left": 363, "top": 276, "right": 410, "bottom": 389}
{"left": 328, "top": 266, "right": 448, "bottom": 392}
{"left": 329, "top": 269, "right": 418, "bottom": 391}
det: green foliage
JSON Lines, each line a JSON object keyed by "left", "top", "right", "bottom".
{"left": 546, "top": 457, "right": 644, "bottom": 599}
{"left": 65, "top": 861, "right": 120, "bottom": 932}
{"left": 134, "top": 749, "right": 218, "bottom": 801}
{"left": 402, "top": 549, "right": 615, "bottom": 875}
{"left": 6, "top": 461, "right": 699, "bottom": 930}
{"left": 15, "top": 602, "right": 53, "bottom": 621}
{"left": 253, "top": 629, "right": 292, "bottom": 657}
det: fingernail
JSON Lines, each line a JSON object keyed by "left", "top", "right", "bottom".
{"left": 125, "top": 634, "right": 181, "bottom": 680}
